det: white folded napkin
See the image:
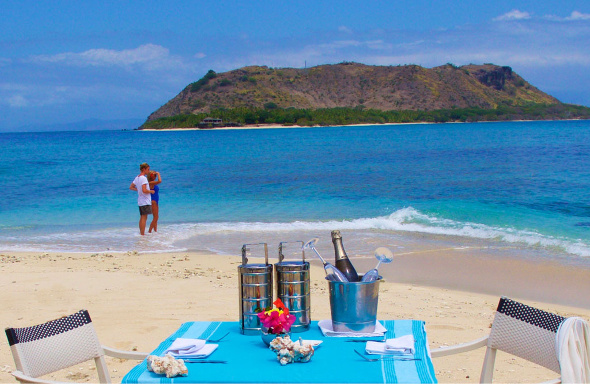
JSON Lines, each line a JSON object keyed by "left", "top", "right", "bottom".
{"left": 318, "top": 319, "right": 387, "bottom": 337}
{"left": 386, "top": 334, "right": 415, "bottom": 354}
{"left": 366, "top": 335, "right": 415, "bottom": 355}
{"left": 164, "top": 338, "right": 218, "bottom": 359}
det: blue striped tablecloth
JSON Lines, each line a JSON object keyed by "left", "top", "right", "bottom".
{"left": 122, "top": 320, "right": 438, "bottom": 383}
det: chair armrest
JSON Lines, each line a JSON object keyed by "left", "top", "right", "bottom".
{"left": 102, "top": 345, "right": 149, "bottom": 360}
{"left": 431, "top": 335, "right": 489, "bottom": 358}
{"left": 11, "top": 370, "right": 64, "bottom": 384}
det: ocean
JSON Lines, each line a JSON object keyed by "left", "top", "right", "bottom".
{"left": 1, "top": 120, "right": 590, "bottom": 267}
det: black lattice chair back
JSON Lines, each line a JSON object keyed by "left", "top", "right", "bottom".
{"left": 5, "top": 310, "right": 110, "bottom": 383}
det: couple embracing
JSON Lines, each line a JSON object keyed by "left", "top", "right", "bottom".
{"left": 129, "top": 162, "right": 162, "bottom": 235}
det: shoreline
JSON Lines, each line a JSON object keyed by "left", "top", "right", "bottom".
{"left": 138, "top": 118, "right": 590, "bottom": 132}
{"left": 139, "top": 122, "right": 425, "bottom": 131}
{"left": 2, "top": 250, "right": 589, "bottom": 383}
{"left": 3, "top": 223, "right": 590, "bottom": 308}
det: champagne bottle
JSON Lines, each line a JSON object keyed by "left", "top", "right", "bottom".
{"left": 331, "top": 230, "right": 359, "bottom": 282}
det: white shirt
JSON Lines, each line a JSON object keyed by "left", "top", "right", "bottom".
{"left": 133, "top": 174, "right": 151, "bottom": 206}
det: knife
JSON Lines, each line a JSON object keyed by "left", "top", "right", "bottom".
{"left": 182, "top": 360, "right": 227, "bottom": 364}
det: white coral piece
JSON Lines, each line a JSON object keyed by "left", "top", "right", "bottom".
{"left": 277, "top": 347, "right": 295, "bottom": 365}
{"left": 269, "top": 334, "right": 293, "bottom": 352}
{"left": 146, "top": 353, "right": 188, "bottom": 378}
{"left": 293, "top": 343, "right": 315, "bottom": 362}
{"left": 268, "top": 335, "right": 314, "bottom": 365}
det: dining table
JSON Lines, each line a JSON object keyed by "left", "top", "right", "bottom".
{"left": 122, "top": 320, "right": 438, "bottom": 383}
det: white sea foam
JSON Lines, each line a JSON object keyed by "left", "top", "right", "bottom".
{"left": 1, "top": 207, "right": 589, "bottom": 259}
{"left": 162, "top": 207, "right": 590, "bottom": 257}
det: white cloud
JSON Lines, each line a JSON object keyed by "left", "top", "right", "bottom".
{"left": 29, "top": 44, "right": 186, "bottom": 71}
{"left": 1, "top": 84, "right": 77, "bottom": 108}
{"left": 338, "top": 26, "right": 353, "bottom": 34}
{"left": 324, "top": 40, "right": 362, "bottom": 48}
{"left": 232, "top": 16, "right": 590, "bottom": 76}
{"left": 363, "top": 50, "right": 590, "bottom": 68}
{"left": 1, "top": 81, "right": 170, "bottom": 110}
{"left": 493, "top": 10, "right": 531, "bottom": 21}
{"left": 566, "top": 11, "right": 590, "bottom": 20}
{"left": 366, "top": 40, "right": 392, "bottom": 50}
{"left": 8, "top": 95, "right": 28, "bottom": 107}
{"left": 316, "top": 39, "right": 392, "bottom": 52}
{"left": 194, "top": 52, "right": 207, "bottom": 59}
{"left": 544, "top": 11, "right": 590, "bottom": 21}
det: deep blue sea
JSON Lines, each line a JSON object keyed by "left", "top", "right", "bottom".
{"left": 1, "top": 121, "right": 590, "bottom": 266}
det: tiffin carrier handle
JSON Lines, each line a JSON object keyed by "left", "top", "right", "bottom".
{"left": 278, "top": 241, "right": 305, "bottom": 262}
{"left": 241, "top": 243, "right": 269, "bottom": 265}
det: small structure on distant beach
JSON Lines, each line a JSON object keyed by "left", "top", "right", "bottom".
{"left": 198, "top": 117, "right": 224, "bottom": 129}
{"left": 197, "top": 118, "right": 242, "bottom": 129}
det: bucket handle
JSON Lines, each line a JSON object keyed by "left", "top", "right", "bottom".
{"left": 278, "top": 241, "right": 305, "bottom": 262}
{"left": 241, "top": 243, "right": 269, "bottom": 265}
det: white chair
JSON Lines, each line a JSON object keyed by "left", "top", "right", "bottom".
{"left": 5, "top": 310, "right": 148, "bottom": 384}
{"left": 431, "top": 296, "right": 567, "bottom": 383}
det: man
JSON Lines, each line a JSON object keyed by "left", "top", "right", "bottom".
{"left": 129, "top": 162, "right": 154, "bottom": 235}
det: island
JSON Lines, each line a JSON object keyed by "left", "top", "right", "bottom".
{"left": 139, "top": 62, "right": 590, "bottom": 130}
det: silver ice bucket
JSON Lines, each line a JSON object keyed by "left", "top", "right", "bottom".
{"left": 328, "top": 276, "right": 381, "bottom": 333}
{"left": 238, "top": 243, "right": 273, "bottom": 335}
{"left": 275, "top": 241, "right": 310, "bottom": 333}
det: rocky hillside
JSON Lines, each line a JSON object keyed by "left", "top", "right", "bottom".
{"left": 147, "top": 63, "right": 559, "bottom": 122}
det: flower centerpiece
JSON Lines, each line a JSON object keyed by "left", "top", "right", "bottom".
{"left": 257, "top": 298, "right": 296, "bottom": 345}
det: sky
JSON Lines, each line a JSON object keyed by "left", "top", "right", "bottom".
{"left": 1, "top": 0, "right": 590, "bottom": 131}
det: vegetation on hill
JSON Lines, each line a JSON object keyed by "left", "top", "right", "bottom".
{"left": 140, "top": 62, "right": 590, "bottom": 129}
{"left": 141, "top": 103, "right": 590, "bottom": 129}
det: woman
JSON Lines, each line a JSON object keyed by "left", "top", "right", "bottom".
{"left": 148, "top": 171, "right": 162, "bottom": 233}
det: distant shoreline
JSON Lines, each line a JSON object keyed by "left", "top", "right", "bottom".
{"left": 139, "top": 119, "right": 588, "bottom": 131}
{"left": 140, "top": 122, "right": 424, "bottom": 131}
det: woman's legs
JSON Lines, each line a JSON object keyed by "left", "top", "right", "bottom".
{"left": 148, "top": 201, "right": 159, "bottom": 233}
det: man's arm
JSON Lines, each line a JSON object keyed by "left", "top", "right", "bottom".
{"left": 130, "top": 182, "right": 137, "bottom": 191}
{"left": 141, "top": 183, "right": 154, "bottom": 194}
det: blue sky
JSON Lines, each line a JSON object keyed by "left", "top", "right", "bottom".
{"left": 1, "top": 0, "right": 590, "bottom": 131}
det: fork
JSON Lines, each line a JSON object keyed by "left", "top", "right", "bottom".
{"left": 354, "top": 349, "right": 421, "bottom": 362}
{"left": 206, "top": 332, "right": 230, "bottom": 342}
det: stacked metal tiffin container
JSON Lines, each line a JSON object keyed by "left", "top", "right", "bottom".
{"left": 275, "top": 241, "right": 310, "bottom": 332}
{"left": 238, "top": 241, "right": 311, "bottom": 335}
{"left": 238, "top": 243, "right": 273, "bottom": 335}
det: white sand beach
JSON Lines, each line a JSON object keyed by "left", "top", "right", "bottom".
{"left": 140, "top": 121, "right": 438, "bottom": 131}
{"left": 1, "top": 250, "right": 589, "bottom": 383}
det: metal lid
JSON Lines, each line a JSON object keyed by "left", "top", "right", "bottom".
{"left": 239, "top": 263, "right": 272, "bottom": 272}
{"left": 275, "top": 261, "right": 309, "bottom": 271}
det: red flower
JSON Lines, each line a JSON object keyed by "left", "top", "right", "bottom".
{"left": 273, "top": 298, "right": 290, "bottom": 315}
{"left": 257, "top": 299, "right": 297, "bottom": 334}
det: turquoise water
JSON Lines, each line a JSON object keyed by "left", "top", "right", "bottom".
{"left": 1, "top": 121, "right": 590, "bottom": 264}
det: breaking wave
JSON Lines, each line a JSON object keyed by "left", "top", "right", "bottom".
{"left": 2, "top": 207, "right": 589, "bottom": 258}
